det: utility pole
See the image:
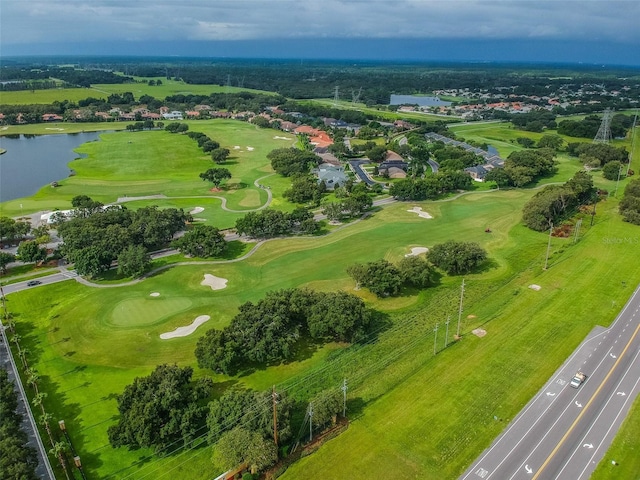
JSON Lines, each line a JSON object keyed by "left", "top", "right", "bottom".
{"left": 341, "top": 379, "right": 348, "bottom": 417}
{"left": 308, "top": 404, "right": 314, "bottom": 442}
{"left": 272, "top": 386, "right": 279, "bottom": 447}
{"left": 573, "top": 219, "right": 582, "bottom": 243}
{"left": 333, "top": 86, "right": 340, "bottom": 107}
{"left": 627, "top": 109, "right": 638, "bottom": 177}
{"left": 456, "top": 279, "right": 465, "bottom": 338}
{"left": 544, "top": 223, "right": 553, "bottom": 270}
{"left": 433, "top": 323, "right": 439, "bottom": 355}
{"left": 444, "top": 316, "right": 450, "bottom": 349}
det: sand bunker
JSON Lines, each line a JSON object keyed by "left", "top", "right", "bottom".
{"left": 149, "top": 292, "right": 160, "bottom": 297}
{"left": 233, "top": 145, "right": 241, "bottom": 149}
{"left": 45, "top": 127, "right": 65, "bottom": 131}
{"left": 246, "top": 146, "right": 255, "bottom": 151}
{"left": 472, "top": 328, "right": 487, "bottom": 337}
{"left": 528, "top": 284, "right": 542, "bottom": 291}
{"left": 407, "top": 206, "right": 433, "bottom": 219}
{"left": 273, "top": 136, "right": 292, "bottom": 140}
{"left": 405, "top": 247, "right": 429, "bottom": 257}
{"left": 160, "top": 315, "right": 210, "bottom": 339}
{"left": 201, "top": 274, "right": 228, "bottom": 290}
{"left": 190, "top": 207, "right": 204, "bottom": 215}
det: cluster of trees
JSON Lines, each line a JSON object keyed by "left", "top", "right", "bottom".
{"left": 558, "top": 113, "right": 633, "bottom": 139}
{"left": 620, "top": 178, "right": 640, "bottom": 225}
{"left": 389, "top": 171, "right": 473, "bottom": 200}
{"left": 522, "top": 171, "right": 596, "bottom": 231}
{"left": 432, "top": 144, "right": 484, "bottom": 171}
{"left": 508, "top": 110, "right": 557, "bottom": 132}
{"left": 165, "top": 122, "right": 189, "bottom": 133}
{"left": 283, "top": 173, "right": 325, "bottom": 205}
{"left": 196, "top": 288, "right": 372, "bottom": 374}
{"left": 108, "top": 365, "right": 212, "bottom": 452}
{"left": 322, "top": 191, "right": 373, "bottom": 222}
{"left": 347, "top": 256, "right": 437, "bottom": 297}
{"left": 186, "top": 131, "right": 230, "bottom": 162}
{"left": 125, "top": 120, "right": 164, "bottom": 131}
{"left": 0, "top": 216, "right": 31, "bottom": 244}
{"left": 57, "top": 196, "right": 190, "bottom": 277}
{"left": 235, "top": 208, "right": 317, "bottom": 238}
{"left": 171, "top": 225, "right": 227, "bottom": 257}
{"left": 268, "top": 148, "right": 322, "bottom": 176}
{"left": 428, "top": 241, "right": 488, "bottom": 275}
{"left": 567, "top": 142, "right": 629, "bottom": 171}
{"left": 486, "top": 149, "right": 557, "bottom": 187}
{"left": 0, "top": 369, "right": 39, "bottom": 480}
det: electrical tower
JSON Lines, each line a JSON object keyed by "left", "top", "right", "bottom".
{"left": 351, "top": 87, "right": 362, "bottom": 105}
{"left": 333, "top": 86, "right": 340, "bottom": 106}
{"left": 593, "top": 108, "right": 613, "bottom": 144}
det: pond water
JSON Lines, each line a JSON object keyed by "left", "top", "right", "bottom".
{"left": 0, "top": 131, "right": 104, "bottom": 202}
{"left": 389, "top": 94, "right": 452, "bottom": 107}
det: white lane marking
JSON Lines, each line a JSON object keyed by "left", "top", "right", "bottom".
{"left": 525, "top": 465, "right": 533, "bottom": 474}
{"left": 616, "top": 392, "right": 626, "bottom": 396}
{"left": 575, "top": 401, "right": 583, "bottom": 408}
{"left": 583, "top": 443, "right": 594, "bottom": 449}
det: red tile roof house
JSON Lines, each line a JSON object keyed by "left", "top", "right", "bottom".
{"left": 42, "top": 113, "right": 63, "bottom": 122}
{"left": 142, "top": 112, "right": 162, "bottom": 120}
{"left": 185, "top": 111, "right": 200, "bottom": 118}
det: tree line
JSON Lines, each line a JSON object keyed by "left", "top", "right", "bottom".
{"left": 522, "top": 171, "right": 596, "bottom": 231}
{"left": 620, "top": 178, "right": 640, "bottom": 225}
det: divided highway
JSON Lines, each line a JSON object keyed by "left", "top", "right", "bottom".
{"left": 461, "top": 283, "right": 640, "bottom": 480}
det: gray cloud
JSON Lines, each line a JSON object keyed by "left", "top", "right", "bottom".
{"left": 2, "top": 0, "right": 639, "bottom": 46}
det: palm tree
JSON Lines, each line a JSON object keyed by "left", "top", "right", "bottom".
{"left": 19, "top": 347, "right": 29, "bottom": 370}
{"left": 26, "top": 368, "right": 40, "bottom": 394}
{"left": 11, "top": 333, "right": 22, "bottom": 357}
{"left": 5, "top": 314, "right": 15, "bottom": 334}
{"left": 49, "top": 441, "right": 71, "bottom": 480}
{"left": 40, "top": 412, "right": 56, "bottom": 448}
{"left": 32, "top": 391, "right": 47, "bottom": 417}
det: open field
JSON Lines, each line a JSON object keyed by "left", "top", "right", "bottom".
{"left": 0, "top": 79, "right": 273, "bottom": 105}
{"left": 303, "top": 98, "right": 461, "bottom": 122}
{"left": 0, "top": 120, "right": 295, "bottom": 218}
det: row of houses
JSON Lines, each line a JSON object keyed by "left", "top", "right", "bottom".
{"left": 424, "top": 132, "right": 505, "bottom": 182}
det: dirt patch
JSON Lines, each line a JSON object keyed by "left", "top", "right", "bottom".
{"left": 201, "top": 274, "right": 228, "bottom": 290}
{"left": 467, "top": 314, "right": 477, "bottom": 319}
{"left": 160, "top": 315, "right": 210, "bottom": 339}
{"left": 407, "top": 206, "right": 433, "bottom": 219}
{"left": 405, "top": 246, "right": 429, "bottom": 257}
{"left": 472, "top": 328, "right": 487, "bottom": 337}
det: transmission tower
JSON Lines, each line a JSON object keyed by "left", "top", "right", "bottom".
{"left": 351, "top": 87, "right": 362, "bottom": 105}
{"left": 593, "top": 108, "right": 613, "bottom": 144}
{"left": 333, "top": 86, "right": 340, "bottom": 106}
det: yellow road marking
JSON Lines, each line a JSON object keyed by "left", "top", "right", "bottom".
{"left": 532, "top": 321, "right": 640, "bottom": 479}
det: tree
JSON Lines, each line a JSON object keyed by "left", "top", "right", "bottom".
{"left": 516, "top": 137, "right": 535, "bottom": 148}
{"left": 347, "top": 260, "right": 402, "bottom": 297}
{"left": 0, "top": 216, "right": 30, "bottom": 243}
{"left": 268, "top": 148, "right": 321, "bottom": 176}
{"left": 0, "top": 252, "right": 15, "bottom": 274}
{"left": 108, "top": 364, "right": 211, "bottom": 452}
{"left": 16, "top": 240, "right": 47, "bottom": 264}
{"left": 116, "top": 244, "right": 150, "bottom": 278}
{"left": 602, "top": 161, "right": 624, "bottom": 181}
{"left": 309, "top": 389, "right": 343, "bottom": 429}
{"left": 200, "top": 168, "right": 232, "bottom": 189}
{"left": 212, "top": 427, "right": 277, "bottom": 473}
{"left": 283, "top": 174, "right": 323, "bottom": 204}
{"left": 397, "top": 255, "right": 437, "bottom": 288}
{"left": 537, "top": 134, "right": 563, "bottom": 150}
{"left": 172, "top": 225, "right": 227, "bottom": 257}
{"left": 70, "top": 245, "right": 114, "bottom": 277}
{"left": 428, "top": 241, "right": 487, "bottom": 275}
{"left": 619, "top": 178, "right": 640, "bottom": 225}
{"left": 71, "top": 194, "right": 104, "bottom": 218}
{"left": 306, "top": 291, "right": 371, "bottom": 342}
{"left": 322, "top": 202, "right": 344, "bottom": 222}
{"left": 342, "top": 192, "right": 372, "bottom": 217}
{"left": 365, "top": 145, "right": 387, "bottom": 162}
{"left": 211, "top": 147, "right": 231, "bottom": 164}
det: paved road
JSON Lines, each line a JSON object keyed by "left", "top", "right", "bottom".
{"left": 460, "top": 283, "right": 640, "bottom": 480}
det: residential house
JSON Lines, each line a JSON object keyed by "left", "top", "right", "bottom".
{"left": 315, "top": 164, "right": 348, "bottom": 190}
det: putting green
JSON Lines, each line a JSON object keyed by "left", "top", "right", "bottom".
{"left": 109, "top": 296, "right": 194, "bottom": 327}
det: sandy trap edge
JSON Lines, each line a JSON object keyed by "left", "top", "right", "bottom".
{"left": 160, "top": 315, "right": 210, "bottom": 339}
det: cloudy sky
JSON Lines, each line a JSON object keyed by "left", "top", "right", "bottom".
{"left": 2, "top": 0, "right": 639, "bottom": 64}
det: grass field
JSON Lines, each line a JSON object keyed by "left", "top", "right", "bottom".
{"left": 0, "top": 79, "right": 273, "bottom": 105}
{"left": 0, "top": 120, "right": 295, "bottom": 218}
{"left": 8, "top": 181, "right": 640, "bottom": 479}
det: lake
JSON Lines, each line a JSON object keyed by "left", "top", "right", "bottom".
{"left": 389, "top": 94, "right": 452, "bottom": 107}
{"left": 0, "top": 131, "right": 104, "bottom": 202}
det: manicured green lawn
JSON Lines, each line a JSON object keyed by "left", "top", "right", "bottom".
{"left": 0, "top": 120, "right": 295, "bottom": 217}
